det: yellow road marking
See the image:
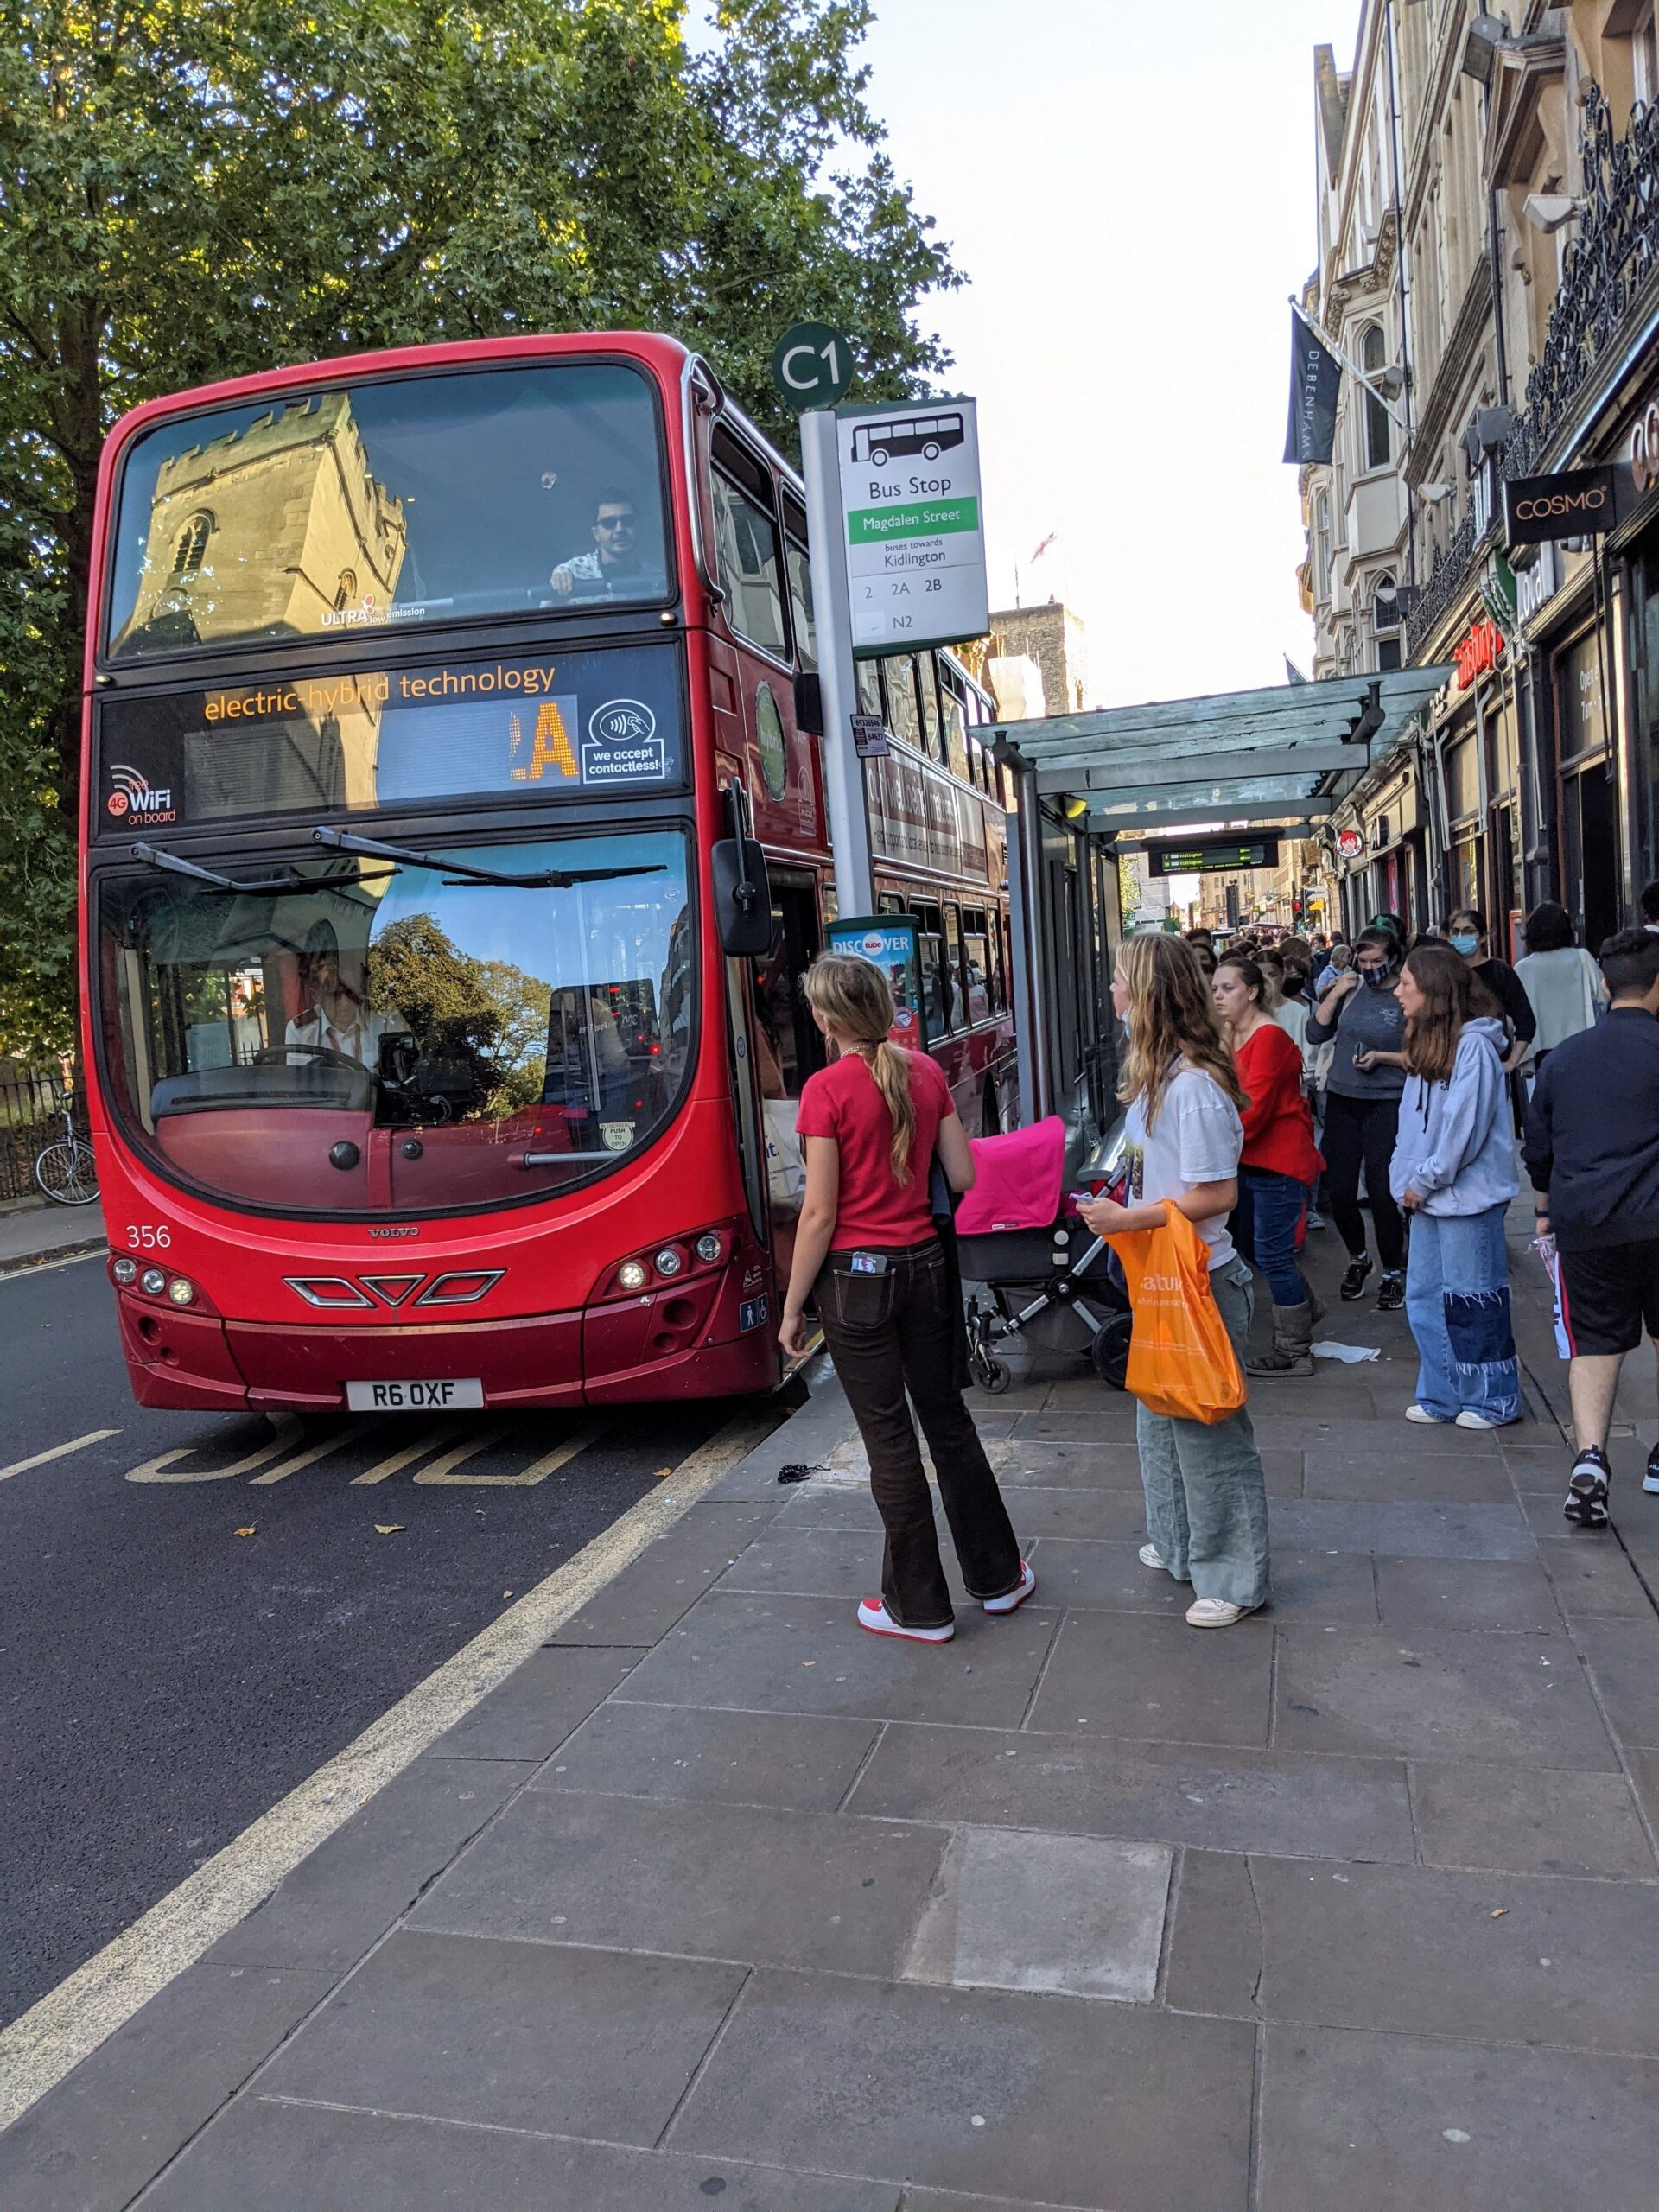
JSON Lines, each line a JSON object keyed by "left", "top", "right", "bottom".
{"left": 0, "top": 1429, "right": 120, "bottom": 1484}
{"left": 349, "top": 1425, "right": 448, "bottom": 1485}
{"left": 413, "top": 1421, "right": 603, "bottom": 1486}
{"left": 126, "top": 1414, "right": 302, "bottom": 1484}
{"left": 0, "top": 1398, "right": 782, "bottom": 2131}
{"left": 247, "top": 1417, "right": 381, "bottom": 1485}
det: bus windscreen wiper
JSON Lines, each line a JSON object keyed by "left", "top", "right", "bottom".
{"left": 130, "top": 842, "right": 306, "bottom": 896}
{"left": 311, "top": 826, "right": 665, "bottom": 891}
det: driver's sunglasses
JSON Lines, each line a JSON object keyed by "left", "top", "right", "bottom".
{"left": 596, "top": 514, "right": 633, "bottom": 532}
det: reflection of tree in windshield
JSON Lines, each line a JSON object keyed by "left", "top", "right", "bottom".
{"left": 367, "top": 913, "right": 552, "bottom": 1115}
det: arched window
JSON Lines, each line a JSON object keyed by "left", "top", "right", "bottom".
{"left": 171, "top": 512, "right": 213, "bottom": 576}
{"left": 333, "top": 569, "right": 359, "bottom": 611}
{"left": 1373, "top": 572, "right": 1402, "bottom": 671}
{"left": 1362, "top": 327, "right": 1391, "bottom": 470}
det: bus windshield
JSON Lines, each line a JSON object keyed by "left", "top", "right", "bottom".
{"left": 97, "top": 831, "right": 695, "bottom": 1216}
{"left": 105, "top": 362, "right": 671, "bottom": 660}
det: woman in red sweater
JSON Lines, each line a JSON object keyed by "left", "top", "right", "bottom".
{"left": 1213, "top": 955, "right": 1325, "bottom": 1378}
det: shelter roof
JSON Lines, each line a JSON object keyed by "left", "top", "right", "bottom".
{"left": 988, "top": 666, "right": 1450, "bottom": 831}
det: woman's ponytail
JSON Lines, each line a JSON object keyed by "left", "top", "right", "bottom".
{"left": 869, "top": 1039, "right": 918, "bottom": 1185}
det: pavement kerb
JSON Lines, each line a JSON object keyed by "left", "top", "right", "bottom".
{"left": 0, "top": 1387, "right": 855, "bottom": 2137}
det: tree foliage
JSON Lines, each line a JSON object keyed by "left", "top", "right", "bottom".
{"left": 0, "top": 0, "right": 957, "bottom": 1057}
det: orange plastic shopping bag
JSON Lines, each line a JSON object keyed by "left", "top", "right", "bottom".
{"left": 1105, "top": 1206, "right": 1247, "bottom": 1424}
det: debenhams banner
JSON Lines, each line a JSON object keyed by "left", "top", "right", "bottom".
{"left": 1503, "top": 467, "right": 1616, "bottom": 546}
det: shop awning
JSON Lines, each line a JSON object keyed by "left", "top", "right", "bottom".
{"left": 989, "top": 665, "right": 1452, "bottom": 832}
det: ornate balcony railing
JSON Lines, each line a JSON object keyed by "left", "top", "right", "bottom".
{"left": 1405, "top": 83, "right": 1659, "bottom": 658}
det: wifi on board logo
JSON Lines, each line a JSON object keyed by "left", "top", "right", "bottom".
{"left": 105, "top": 763, "right": 175, "bottom": 825}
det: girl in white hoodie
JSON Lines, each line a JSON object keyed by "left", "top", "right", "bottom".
{"left": 1390, "top": 944, "right": 1522, "bottom": 1428}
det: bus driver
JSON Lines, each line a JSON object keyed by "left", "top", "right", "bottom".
{"left": 549, "top": 488, "right": 649, "bottom": 599}
{"left": 285, "top": 920, "right": 399, "bottom": 1068}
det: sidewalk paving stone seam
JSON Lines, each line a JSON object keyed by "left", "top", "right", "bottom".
{"left": 1014, "top": 1606, "right": 1066, "bottom": 1731}
{"left": 835, "top": 1717, "right": 890, "bottom": 1814}
{"left": 650, "top": 1964, "right": 754, "bottom": 2152}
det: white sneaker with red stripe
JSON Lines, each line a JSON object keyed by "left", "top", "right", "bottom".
{"left": 982, "top": 1562, "right": 1037, "bottom": 1615}
{"left": 856, "top": 1599, "right": 955, "bottom": 1643}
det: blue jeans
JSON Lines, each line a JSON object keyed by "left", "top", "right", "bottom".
{"left": 1403, "top": 1205, "right": 1522, "bottom": 1424}
{"left": 1136, "top": 1260, "right": 1271, "bottom": 1609}
{"left": 1232, "top": 1166, "right": 1312, "bottom": 1307}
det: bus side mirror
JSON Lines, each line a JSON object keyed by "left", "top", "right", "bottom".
{"left": 793, "top": 672, "right": 823, "bottom": 735}
{"left": 710, "top": 836, "right": 773, "bottom": 957}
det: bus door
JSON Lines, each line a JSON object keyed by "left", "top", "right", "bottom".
{"left": 752, "top": 870, "right": 823, "bottom": 1298}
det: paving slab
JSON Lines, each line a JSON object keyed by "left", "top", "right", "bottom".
{"left": 1027, "top": 1610, "right": 1274, "bottom": 1747}
{"left": 547, "top": 1503, "right": 783, "bottom": 1645}
{"left": 209, "top": 1755, "right": 533, "bottom": 1971}
{"left": 144, "top": 2098, "right": 903, "bottom": 2212}
{"left": 1256, "top": 2022, "right": 1659, "bottom": 2212}
{"left": 902, "top": 1827, "right": 1173, "bottom": 2002}
{"left": 1274, "top": 1624, "right": 1618, "bottom": 1767}
{"left": 671, "top": 1967, "right": 1254, "bottom": 2210}
{"left": 1169, "top": 1852, "right": 1659, "bottom": 2052}
{"left": 412, "top": 1789, "right": 948, "bottom": 1977}
{"left": 1250, "top": 1414, "right": 1500, "bottom": 1456}
{"left": 1300, "top": 1449, "right": 1520, "bottom": 1503}
{"left": 1535, "top": 1535, "right": 1656, "bottom": 1618}
{"left": 1372, "top": 1554, "right": 1561, "bottom": 1631}
{"left": 1268, "top": 1497, "right": 1535, "bottom": 1560}
{"left": 1575, "top": 1613, "right": 1659, "bottom": 1746}
{"left": 715, "top": 1524, "right": 971, "bottom": 1604}
{"left": 619, "top": 1591, "right": 1058, "bottom": 1726}
{"left": 0, "top": 1961, "right": 335, "bottom": 2212}
{"left": 426, "top": 1645, "right": 641, "bottom": 1761}
{"left": 1409, "top": 1759, "right": 1657, "bottom": 1879}
{"left": 531, "top": 1700, "right": 879, "bottom": 1813}
{"left": 849, "top": 1722, "right": 1415, "bottom": 1861}
{"left": 260, "top": 1929, "right": 745, "bottom": 2145}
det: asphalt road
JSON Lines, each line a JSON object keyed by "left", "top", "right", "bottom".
{"left": 0, "top": 1250, "right": 772, "bottom": 2028}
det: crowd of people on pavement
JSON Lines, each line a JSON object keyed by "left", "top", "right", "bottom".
{"left": 775, "top": 884, "right": 1659, "bottom": 1653}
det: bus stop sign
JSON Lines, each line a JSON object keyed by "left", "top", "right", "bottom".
{"left": 771, "top": 323, "right": 856, "bottom": 411}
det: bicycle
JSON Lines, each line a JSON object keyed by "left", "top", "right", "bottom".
{"left": 33, "top": 1102, "right": 99, "bottom": 1207}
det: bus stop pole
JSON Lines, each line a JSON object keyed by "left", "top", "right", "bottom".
{"left": 799, "top": 408, "right": 875, "bottom": 918}
{"left": 1007, "top": 760, "right": 1052, "bottom": 1122}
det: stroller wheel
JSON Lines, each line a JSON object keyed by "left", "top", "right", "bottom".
{"left": 978, "top": 1356, "right": 1013, "bottom": 1395}
{"left": 1090, "top": 1313, "right": 1133, "bottom": 1390}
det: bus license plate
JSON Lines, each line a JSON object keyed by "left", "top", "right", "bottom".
{"left": 346, "top": 1378, "right": 484, "bottom": 1411}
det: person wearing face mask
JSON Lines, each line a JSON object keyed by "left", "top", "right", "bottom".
{"left": 1305, "top": 926, "right": 1408, "bottom": 1306}
{"left": 1446, "top": 907, "right": 1535, "bottom": 1127}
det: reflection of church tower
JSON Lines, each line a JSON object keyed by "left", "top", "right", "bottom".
{"left": 119, "top": 391, "right": 407, "bottom": 652}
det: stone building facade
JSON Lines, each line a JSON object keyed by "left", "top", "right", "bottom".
{"left": 986, "top": 601, "right": 1090, "bottom": 717}
{"left": 1301, "top": 1, "right": 1659, "bottom": 952}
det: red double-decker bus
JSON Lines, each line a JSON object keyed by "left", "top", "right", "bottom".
{"left": 80, "top": 333, "right": 1015, "bottom": 1413}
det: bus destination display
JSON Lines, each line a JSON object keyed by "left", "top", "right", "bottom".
{"left": 1145, "top": 836, "right": 1281, "bottom": 878}
{"left": 95, "top": 644, "right": 683, "bottom": 831}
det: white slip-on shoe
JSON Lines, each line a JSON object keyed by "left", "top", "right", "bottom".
{"left": 982, "top": 1562, "right": 1037, "bottom": 1615}
{"left": 856, "top": 1598, "right": 954, "bottom": 1643}
{"left": 1185, "top": 1597, "right": 1257, "bottom": 1629}
{"left": 1454, "top": 1409, "right": 1497, "bottom": 1430}
{"left": 1138, "top": 1542, "right": 1169, "bottom": 1572}
{"left": 1405, "top": 1403, "right": 1452, "bottom": 1424}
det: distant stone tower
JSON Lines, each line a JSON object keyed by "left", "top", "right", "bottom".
{"left": 118, "top": 391, "right": 407, "bottom": 653}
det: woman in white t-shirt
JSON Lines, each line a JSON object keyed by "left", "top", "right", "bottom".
{"left": 1078, "top": 932, "right": 1271, "bottom": 1627}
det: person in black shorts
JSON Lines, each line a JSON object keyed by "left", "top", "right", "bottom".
{"left": 1524, "top": 928, "right": 1659, "bottom": 1527}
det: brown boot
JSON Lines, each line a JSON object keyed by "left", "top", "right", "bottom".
{"left": 1245, "top": 1299, "right": 1314, "bottom": 1379}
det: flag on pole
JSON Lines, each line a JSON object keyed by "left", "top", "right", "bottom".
{"left": 1030, "top": 532, "right": 1058, "bottom": 564}
{"left": 1284, "top": 306, "right": 1340, "bottom": 464}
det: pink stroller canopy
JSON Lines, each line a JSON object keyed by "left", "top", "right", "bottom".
{"left": 955, "top": 1116, "right": 1068, "bottom": 1237}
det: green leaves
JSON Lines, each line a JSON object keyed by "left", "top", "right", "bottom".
{"left": 0, "top": 0, "right": 957, "bottom": 1055}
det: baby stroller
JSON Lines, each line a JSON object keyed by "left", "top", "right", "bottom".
{"left": 955, "top": 1117, "right": 1133, "bottom": 1394}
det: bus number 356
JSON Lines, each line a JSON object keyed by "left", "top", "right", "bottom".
{"left": 126, "top": 1224, "right": 172, "bottom": 1249}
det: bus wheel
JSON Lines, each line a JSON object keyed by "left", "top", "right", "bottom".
{"left": 923, "top": 442, "right": 940, "bottom": 459}
{"left": 870, "top": 445, "right": 889, "bottom": 466}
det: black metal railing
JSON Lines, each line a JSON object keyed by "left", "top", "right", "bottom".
{"left": 0, "top": 1073, "right": 86, "bottom": 1204}
{"left": 1405, "top": 82, "right": 1659, "bottom": 658}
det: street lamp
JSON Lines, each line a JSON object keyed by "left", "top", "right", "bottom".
{"left": 1459, "top": 12, "right": 1512, "bottom": 85}
{"left": 1522, "top": 193, "right": 1588, "bottom": 233}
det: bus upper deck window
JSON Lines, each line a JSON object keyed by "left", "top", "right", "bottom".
{"left": 710, "top": 472, "right": 786, "bottom": 660}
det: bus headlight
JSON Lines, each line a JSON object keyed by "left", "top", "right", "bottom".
{"left": 654, "top": 1248, "right": 684, "bottom": 1277}
{"left": 167, "top": 1277, "right": 196, "bottom": 1306}
{"left": 111, "top": 1256, "right": 137, "bottom": 1285}
{"left": 695, "top": 1232, "right": 723, "bottom": 1264}
{"left": 617, "top": 1259, "right": 650, "bottom": 1292}
{"left": 140, "top": 1266, "right": 167, "bottom": 1295}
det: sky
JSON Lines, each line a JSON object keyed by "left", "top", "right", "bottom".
{"left": 843, "top": 0, "right": 1357, "bottom": 709}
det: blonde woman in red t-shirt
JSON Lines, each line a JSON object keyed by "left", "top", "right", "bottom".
{"left": 780, "top": 954, "right": 1032, "bottom": 1643}
{"left": 1213, "top": 954, "right": 1325, "bottom": 1379}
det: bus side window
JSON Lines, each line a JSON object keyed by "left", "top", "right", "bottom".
{"left": 910, "top": 899, "right": 950, "bottom": 1042}
{"left": 960, "top": 908, "right": 992, "bottom": 1023}
{"left": 782, "top": 493, "right": 816, "bottom": 671}
{"left": 883, "top": 656, "right": 922, "bottom": 751}
{"left": 710, "top": 468, "right": 786, "bottom": 660}
{"left": 918, "top": 656, "right": 942, "bottom": 762}
{"left": 940, "top": 679, "right": 969, "bottom": 785}
{"left": 856, "top": 658, "right": 884, "bottom": 721}
{"left": 943, "top": 905, "right": 966, "bottom": 1026}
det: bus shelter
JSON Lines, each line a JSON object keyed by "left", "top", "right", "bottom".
{"left": 988, "top": 666, "right": 1451, "bottom": 1128}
